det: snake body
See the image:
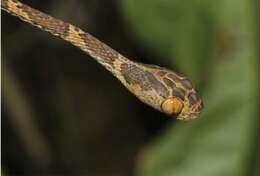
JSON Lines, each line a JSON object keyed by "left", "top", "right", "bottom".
{"left": 2, "top": 0, "right": 203, "bottom": 120}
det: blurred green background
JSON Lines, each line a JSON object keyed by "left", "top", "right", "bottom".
{"left": 2, "top": 0, "right": 260, "bottom": 175}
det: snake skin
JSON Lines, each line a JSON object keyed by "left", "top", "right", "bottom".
{"left": 1, "top": 0, "right": 203, "bottom": 120}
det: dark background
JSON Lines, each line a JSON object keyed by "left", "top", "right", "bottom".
{"left": 2, "top": 0, "right": 173, "bottom": 175}
{"left": 2, "top": 0, "right": 260, "bottom": 176}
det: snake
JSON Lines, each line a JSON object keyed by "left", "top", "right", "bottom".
{"left": 2, "top": 0, "right": 203, "bottom": 120}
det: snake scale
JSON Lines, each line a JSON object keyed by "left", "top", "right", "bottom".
{"left": 2, "top": 0, "right": 203, "bottom": 120}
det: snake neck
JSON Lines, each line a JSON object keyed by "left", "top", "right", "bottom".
{"left": 1, "top": 0, "right": 122, "bottom": 73}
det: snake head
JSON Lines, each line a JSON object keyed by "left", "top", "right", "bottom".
{"left": 120, "top": 62, "right": 203, "bottom": 121}
{"left": 159, "top": 70, "right": 203, "bottom": 120}
{"left": 161, "top": 92, "right": 203, "bottom": 120}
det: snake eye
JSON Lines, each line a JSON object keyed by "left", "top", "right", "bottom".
{"left": 161, "top": 97, "right": 184, "bottom": 115}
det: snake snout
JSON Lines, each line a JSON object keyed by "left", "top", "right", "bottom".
{"left": 192, "top": 99, "right": 204, "bottom": 115}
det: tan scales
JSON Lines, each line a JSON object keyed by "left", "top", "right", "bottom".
{"left": 2, "top": 0, "right": 203, "bottom": 120}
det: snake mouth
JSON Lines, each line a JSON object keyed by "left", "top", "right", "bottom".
{"left": 177, "top": 112, "right": 199, "bottom": 121}
{"left": 176, "top": 100, "right": 203, "bottom": 120}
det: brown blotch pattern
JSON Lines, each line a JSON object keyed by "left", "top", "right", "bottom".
{"left": 172, "top": 88, "right": 185, "bottom": 100}
{"left": 157, "top": 71, "right": 167, "bottom": 77}
{"left": 188, "top": 92, "right": 198, "bottom": 106}
{"left": 79, "top": 33, "right": 117, "bottom": 65}
{"left": 168, "top": 73, "right": 193, "bottom": 90}
{"left": 20, "top": 3, "right": 69, "bottom": 38}
{"left": 163, "top": 77, "right": 176, "bottom": 88}
{"left": 167, "top": 73, "right": 181, "bottom": 82}
{"left": 181, "top": 79, "right": 193, "bottom": 90}
{"left": 121, "top": 63, "right": 169, "bottom": 98}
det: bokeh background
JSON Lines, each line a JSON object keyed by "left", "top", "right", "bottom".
{"left": 2, "top": 0, "right": 260, "bottom": 175}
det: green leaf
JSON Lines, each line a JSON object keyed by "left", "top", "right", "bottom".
{"left": 121, "top": 0, "right": 259, "bottom": 176}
